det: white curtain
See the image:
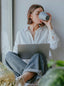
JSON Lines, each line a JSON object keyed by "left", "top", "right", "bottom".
{"left": 1, "top": 0, "right": 13, "bottom": 64}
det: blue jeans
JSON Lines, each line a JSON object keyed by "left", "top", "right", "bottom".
{"left": 5, "top": 52, "right": 48, "bottom": 83}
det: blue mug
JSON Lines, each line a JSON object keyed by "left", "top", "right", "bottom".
{"left": 39, "top": 12, "right": 50, "bottom": 21}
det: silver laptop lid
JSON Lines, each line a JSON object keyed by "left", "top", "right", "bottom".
{"left": 18, "top": 44, "right": 50, "bottom": 59}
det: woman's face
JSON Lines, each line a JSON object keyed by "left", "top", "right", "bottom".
{"left": 31, "top": 7, "right": 43, "bottom": 24}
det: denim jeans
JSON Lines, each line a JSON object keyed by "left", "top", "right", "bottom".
{"left": 5, "top": 52, "right": 48, "bottom": 83}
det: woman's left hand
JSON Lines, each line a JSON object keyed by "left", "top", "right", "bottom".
{"left": 40, "top": 12, "right": 53, "bottom": 30}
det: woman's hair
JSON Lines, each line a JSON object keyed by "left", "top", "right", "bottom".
{"left": 27, "top": 4, "right": 44, "bottom": 25}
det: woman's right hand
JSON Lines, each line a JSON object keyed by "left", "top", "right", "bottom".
{"left": 40, "top": 13, "right": 53, "bottom": 30}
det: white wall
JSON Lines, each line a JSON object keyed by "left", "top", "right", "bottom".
{"left": 14, "top": 0, "right": 64, "bottom": 60}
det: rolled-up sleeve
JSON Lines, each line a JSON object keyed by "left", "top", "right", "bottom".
{"left": 47, "top": 29, "right": 60, "bottom": 50}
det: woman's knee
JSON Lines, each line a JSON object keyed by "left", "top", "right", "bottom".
{"left": 32, "top": 53, "right": 43, "bottom": 58}
{"left": 31, "top": 53, "right": 47, "bottom": 62}
{"left": 31, "top": 53, "right": 40, "bottom": 60}
{"left": 5, "top": 51, "right": 14, "bottom": 62}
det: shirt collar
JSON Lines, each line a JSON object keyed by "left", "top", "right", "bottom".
{"left": 24, "top": 25, "right": 46, "bottom": 32}
{"left": 24, "top": 25, "right": 29, "bottom": 31}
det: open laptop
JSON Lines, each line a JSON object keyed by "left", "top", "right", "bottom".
{"left": 18, "top": 44, "right": 50, "bottom": 59}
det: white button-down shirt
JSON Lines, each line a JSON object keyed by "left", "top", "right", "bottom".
{"left": 13, "top": 26, "right": 60, "bottom": 63}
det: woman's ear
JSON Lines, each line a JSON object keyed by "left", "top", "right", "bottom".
{"left": 30, "top": 14, "right": 33, "bottom": 19}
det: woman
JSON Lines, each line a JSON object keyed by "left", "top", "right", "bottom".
{"left": 5, "top": 4, "right": 59, "bottom": 86}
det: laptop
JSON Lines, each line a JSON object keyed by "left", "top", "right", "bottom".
{"left": 18, "top": 44, "right": 50, "bottom": 59}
